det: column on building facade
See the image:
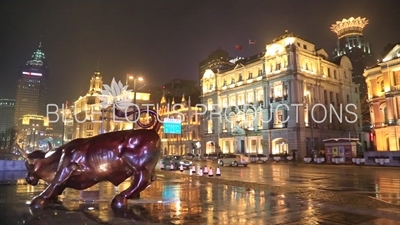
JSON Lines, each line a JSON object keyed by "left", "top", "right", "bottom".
{"left": 287, "top": 79, "right": 302, "bottom": 128}
{"left": 253, "top": 89, "right": 257, "bottom": 131}
{"left": 386, "top": 97, "right": 395, "bottom": 124}
{"left": 226, "top": 94, "right": 230, "bottom": 132}
{"left": 261, "top": 58, "right": 266, "bottom": 75}
{"left": 264, "top": 84, "right": 271, "bottom": 128}
{"left": 372, "top": 103, "right": 380, "bottom": 126}
{"left": 388, "top": 69, "right": 395, "bottom": 91}
{"left": 394, "top": 96, "right": 399, "bottom": 121}
{"left": 287, "top": 80, "right": 292, "bottom": 103}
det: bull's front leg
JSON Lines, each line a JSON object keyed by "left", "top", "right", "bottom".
{"left": 111, "top": 169, "right": 151, "bottom": 208}
{"left": 30, "top": 161, "right": 78, "bottom": 209}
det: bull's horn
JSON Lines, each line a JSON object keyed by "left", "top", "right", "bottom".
{"left": 16, "top": 144, "right": 28, "bottom": 159}
{"left": 47, "top": 141, "right": 53, "bottom": 151}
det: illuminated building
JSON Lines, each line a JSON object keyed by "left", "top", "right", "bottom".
{"left": 16, "top": 114, "right": 49, "bottom": 150}
{"left": 0, "top": 99, "right": 15, "bottom": 132}
{"left": 59, "top": 105, "right": 74, "bottom": 144}
{"left": 331, "top": 17, "right": 375, "bottom": 100}
{"left": 73, "top": 70, "right": 152, "bottom": 138}
{"left": 200, "top": 31, "right": 361, "bottom": 158}
{"left": 363, "top": 44, "right": 400, "bottom": 151}
{"left": 14, "top": 42, "right": 49, "bottom": 125}
{"left": 158, "top": 91, "right": 201, "bottom": 155}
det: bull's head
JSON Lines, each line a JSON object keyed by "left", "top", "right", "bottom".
{"left": 16, "top": 143, "right": 52, "bottom": 186}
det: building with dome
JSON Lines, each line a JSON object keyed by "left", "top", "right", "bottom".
{"left": 200, "top": 31, "right": 362, "bottom": 159}
{"left": 73, "top": 70, "right": 152, "bottom": 138}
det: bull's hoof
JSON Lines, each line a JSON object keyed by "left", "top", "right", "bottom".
{"left": 30, "top": 196, "right": 49, "bottom": 209}
{"left": 111, "top": 194, "right": 128, "bottom": 208}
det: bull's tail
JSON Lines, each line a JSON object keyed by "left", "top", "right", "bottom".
{"left": 114, "top": 108, "right": 161, "bottom": 132}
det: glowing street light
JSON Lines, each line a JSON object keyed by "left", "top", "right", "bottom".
{"left": 126, "top": 74, "right": 144, "bottom": 129}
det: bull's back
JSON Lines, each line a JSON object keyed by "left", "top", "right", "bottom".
{"left": 85, "top": 129, "right": 160, "bottom": 176}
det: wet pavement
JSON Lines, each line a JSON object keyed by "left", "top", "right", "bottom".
{"left": 0, "top": 163, "right": 399, "bottom": 224}
{"left": 169, "top": 161, "right": 400, "bottom": 206}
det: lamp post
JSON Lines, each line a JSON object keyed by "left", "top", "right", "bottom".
{"left": 62, "top": 118, "right": 65, "bottom": 145}
{"left": 306, "top": 76, "right": 324, "bottom": 158}
{"left": 126, "top": 74, "right": 144, "bottom": 129}
{"left": 32, "top": 128, "right": 36, "bottom": 148}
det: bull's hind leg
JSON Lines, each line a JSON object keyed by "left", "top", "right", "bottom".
{"left": 111, "top": 169, "right": 151, "bottom": 208}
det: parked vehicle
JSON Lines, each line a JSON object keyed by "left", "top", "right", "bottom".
{"left": 218, "top": 154, "right": 250, "bottom": 167}
{"left": 247, "top": 154, "right": 258, "bottom": 162}
{"left": 160, "top": 155, "right": 192, "bottom": 169}
{"left": 257, "top": 154, "right": 268, "bottom": 162}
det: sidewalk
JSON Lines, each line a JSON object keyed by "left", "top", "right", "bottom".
{"left": 269, "top": 161, "right": 400, "bottom": 170}
{"left": 192, "top": 157, "right": 400, "bottom": 169}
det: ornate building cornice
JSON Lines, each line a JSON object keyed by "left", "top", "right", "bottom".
{"left": 331, "top": 17, "right": 368, "bottom": 39}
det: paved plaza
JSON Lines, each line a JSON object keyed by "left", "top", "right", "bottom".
{"left": 0, "top": 163, "right": 399, "bottom": 224}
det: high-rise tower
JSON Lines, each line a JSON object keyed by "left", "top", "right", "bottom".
{"left": 14, "top": 42, "right": 49, "bottom": 125}
{"left": 331, "top": 17, "right": 375, "bottom": 98}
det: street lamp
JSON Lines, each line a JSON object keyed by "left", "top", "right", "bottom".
{"left": 126, "top": 74, "right": 144, "bottom": 129}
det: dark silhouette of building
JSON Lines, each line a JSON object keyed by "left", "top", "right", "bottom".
{"left": 331, "top": 17, "right": 375, "bottom": 99}
{"left": 162, "top": 78, "right": 201, "bottom": 105}
{"left": 380, "top": 43, "right": 399, "bottom": 59}
{"left": 138, "top": 84, "right": 164, "bottom": 104}
{"left": 0, "top": 99, "right": 15, "bottom": 132}
{"left": 14, "top": 42, "right": 49, "bottom": 125}
{"left": 199, "top": 48, "right": 233, "bottom": 81}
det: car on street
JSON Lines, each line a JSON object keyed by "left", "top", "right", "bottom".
{"left": 218, "top": 154, "right": 250, "bottom": 167}
{"left": 160, "top": 155, "right": 193, "bottom": 170}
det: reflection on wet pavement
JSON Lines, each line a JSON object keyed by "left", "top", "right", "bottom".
{"left": 0, "top": 175, "right": 400, "bottom": 224}
{"left": 170, "top": 162, "right": 400, "bottom": 206}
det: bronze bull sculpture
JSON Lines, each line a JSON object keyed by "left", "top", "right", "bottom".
{"left": 17, "top": 109, "right": 161, "bottom": 209}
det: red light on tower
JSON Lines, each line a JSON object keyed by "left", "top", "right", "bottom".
{"left": 162, "top": 86, "right": 165, "bottom": 89}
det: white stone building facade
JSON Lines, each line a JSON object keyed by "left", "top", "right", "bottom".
{"left": 200, "top": 32, "right": 361, "bottom": 159}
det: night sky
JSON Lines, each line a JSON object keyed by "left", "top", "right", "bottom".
{"left": 1, "top": 0, "right": 399, "bottom": 105}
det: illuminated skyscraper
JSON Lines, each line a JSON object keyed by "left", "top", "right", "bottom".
{"left": 14, "top": 42, "right": 49, "bottom": 125}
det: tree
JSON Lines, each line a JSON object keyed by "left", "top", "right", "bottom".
{"left": 3, "top": 126, "right": 18, "bottom": 152}
{"left": 0, "top": 131, "right": 5, "bottom": 151}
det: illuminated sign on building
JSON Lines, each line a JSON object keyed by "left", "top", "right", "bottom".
{"left": 23, "top": 72, "right": 42, "bottom": 76}
{"left": 163, "top": 118, "right": 182, "bottom": 134}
